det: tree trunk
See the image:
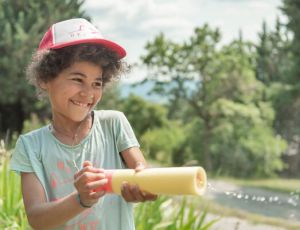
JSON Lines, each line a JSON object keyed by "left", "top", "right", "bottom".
{"left": 202, "top": 118, "right": 212, "bottom": 171}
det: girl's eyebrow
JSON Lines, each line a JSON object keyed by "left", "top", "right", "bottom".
{"left": 70, "top": 72, "right": 87, "bottom": 77}
{"left": 70, "top": 72, "right": 102, "bottom": 81}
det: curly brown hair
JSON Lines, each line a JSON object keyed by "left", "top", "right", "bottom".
{"left": 26, "top": 44, "right": 129, "bottom": 99}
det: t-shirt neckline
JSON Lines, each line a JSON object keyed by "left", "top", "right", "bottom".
{"left": 46, "top": 111, "right": 97, "bottom": 149}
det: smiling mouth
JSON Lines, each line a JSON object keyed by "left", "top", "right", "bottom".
{"left": 71, "top": 100, "right": 92, "bottom": 108}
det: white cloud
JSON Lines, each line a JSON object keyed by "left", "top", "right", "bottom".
{"left": 140, "top": 17, "right": 193, "bottom": 34}
{"left": 247, "top": 1, "right": 275, "bottom": 10}
{"left": 83, "top": 0, "right": 283, "bottom": 82}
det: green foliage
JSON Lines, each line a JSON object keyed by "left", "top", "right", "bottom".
{"left": 134, "top": 196, "right": 166, "bottom": 229}
{"left": 22, "top": 113, "right": 49, "bottom": 134}
{"left": 0, "top": 0, "right": 88, "bottom": 134}
{"left": 256, "top": 19, "right": 292, "bottom": 85}
{"left": 240, "top": 126, "right": 286, "bottom": 176}
{"left": 141, "top": 121, "right": 189, "bottom": 165}
{"left": 121, "top": 95, "right": 193, "bottom": 166}
{"left": 135, "top": 196, "right": 219, "bottom": 230}
{"left": 206, "top": 98, "right": 286, "bottom": 177}
{"left": 142, "top": 25, "right": 221, "bottom": 113}
{"left": 210, "top": 120, "right": 286, "bottom": 177}
{"left": 0, "top": 144, "right": 29, "bottom": 229}
{"left": 255, "top": 17, "right": 294, "bottom": 138}
{"left": 281, "top": 0, "right": 300, "bottom": 80}
{"left": 121, "top": 95, "right": 168, "bottom": 137}
{"left": 96, "top": 83, "right": 124, "bottom": 111}
{"left": 254, "top": 1, "right": 300, "bottom": 176}
{"left": 142, "top": 25, "right": 286, "bottom": 177}
{"left": 141, "top": 24, "right": 223, "bottom": 170}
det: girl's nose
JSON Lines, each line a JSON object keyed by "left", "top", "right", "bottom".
{"left": 79, "top": 87, "right": 94, "bottom": 99}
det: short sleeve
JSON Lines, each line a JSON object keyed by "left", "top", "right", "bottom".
{"left": 115, "top": 112, "right": 140, "bottom": 152}
{"left": 10, "top": 136, "right": 34, "bottom": 173}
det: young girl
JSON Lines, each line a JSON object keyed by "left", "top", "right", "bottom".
{"left": 10, "top": 18, "right": 157, "bottom": 230}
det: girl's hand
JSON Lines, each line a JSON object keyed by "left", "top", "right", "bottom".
{"left": 121, "top": 162, "right": 158, "bottom": 203}
{"left": 73, "top": 161, "right": 107, "bottom": 207}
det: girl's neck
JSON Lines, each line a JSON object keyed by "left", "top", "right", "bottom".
{"left": 51, "top": 112, "right": 93, "bottom": 145}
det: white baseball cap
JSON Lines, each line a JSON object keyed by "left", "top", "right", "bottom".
{"left": 38, "top": 18, "right": 126, "bottom": 59}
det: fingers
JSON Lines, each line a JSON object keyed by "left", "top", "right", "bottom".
{"left": 74, "top": 164, "right": 104, "bottom": 180}
{"left": 76, "top": 178, "right": 108, "bottom": 193}
{"left": 74, "top": 177, "right": 107, "bottom": 207}
{"left": 84, "top": 178, "right": 108, "bottom": 191}
{"left": 74, "top": 168, "right": 107, "bottom": 192}
{"left": 121, "top": 182, "right": 144, "bottom": 202}
{"left": 74, "top": 163, "right": 107, "bottom": 208}
{"left": 121, "top": 182, "right": 158, "bottom": 203}
{"left": 82, "top": 161, "right": 92, "bottom": 168}
{"left": 74, "top": 171, "right": 106, "bottom": 184}
{"left": 144, "top": 193, "right": 158, "bottom": 201}
{"left": 122, "top": 163, "right": 157, "bottom": 203}
{"left": 121, "top": 182, "right": 137, "bottom": 202}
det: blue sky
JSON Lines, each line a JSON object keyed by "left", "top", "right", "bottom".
{"left": 83, "top": 0, "right": 283, "bottom": 82}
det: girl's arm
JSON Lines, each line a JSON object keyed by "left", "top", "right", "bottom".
{"left": 21, "top": 162, "right": 106, "bottom": 229}
{"left": 120, "top": 146, "right": 147, "bottom": 170}
{"left": 120, "top": 147, "right": 158, "bottom": 202}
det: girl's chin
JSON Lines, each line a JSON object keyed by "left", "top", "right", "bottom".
{"left": 73, "top": 114, "right": 92, "bottom": 122}
{"left": 67, "top": 111, "right": 93, "bottom": 122}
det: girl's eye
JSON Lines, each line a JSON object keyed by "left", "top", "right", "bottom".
{"left": 72, "top": 78, "right": 83, "bottom": 83}
{"left": 94, "top": 82, "right": 103, "bottom": 88}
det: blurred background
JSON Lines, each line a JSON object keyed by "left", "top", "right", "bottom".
{"left": 0, "top": 0, "right": 299, "bottom": 229}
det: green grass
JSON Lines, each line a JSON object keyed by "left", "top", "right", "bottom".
{"left": 135, "top": 196, "right": 219, "bottom": 230}
{"left": 0, "top": 150, "right": 29, "bottom": 229}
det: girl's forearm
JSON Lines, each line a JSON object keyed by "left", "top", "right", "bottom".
{"left": 26, "top": 192, "right": 86, "bottom": 229}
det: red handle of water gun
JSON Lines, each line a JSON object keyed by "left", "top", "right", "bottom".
{"left": 94, "top": 170, "right": 113, "bottom": 193}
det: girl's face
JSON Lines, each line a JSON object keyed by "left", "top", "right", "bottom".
{"left": 41, "top": 61, "right": 103, "bottom": 122}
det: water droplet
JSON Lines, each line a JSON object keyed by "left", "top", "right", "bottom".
{"left": 287, "top": 198, "right": 298, "bottom": 207}
{"left": 207, "top": 183, "right": 217, "bottom": 192}
{"left": 237, "top": 194, "right": 243, "bottom": 199}
{"left": 206, "top": 180, "right": 300, "bottom": 220}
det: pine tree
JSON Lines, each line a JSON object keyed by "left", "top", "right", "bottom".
{"left": 277, "top": 0, "right": 300, "bottom": 176}
{"left": 281, "top": 0, "right": 300, "bottom": 82}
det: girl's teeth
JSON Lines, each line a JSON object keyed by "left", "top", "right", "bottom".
{"left": 73, "top": 101, "right": 88, "bottom": 107}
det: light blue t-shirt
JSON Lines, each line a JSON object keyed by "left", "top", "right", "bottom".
{"left": 10, "top": 110, "right": 140, "bottom": 230}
